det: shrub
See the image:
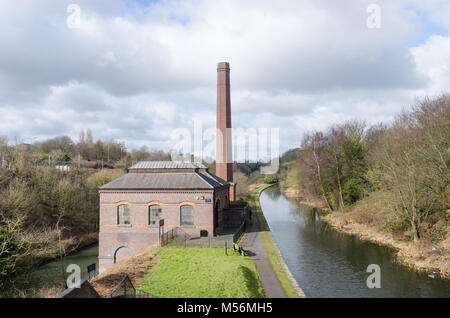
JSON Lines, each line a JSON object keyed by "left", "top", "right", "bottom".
{"left": 0, "top": 224, "right": 31, "bottom": 293}
{"left": 86, "top": 169, "right": 124, "bottom": 190}
{"left": 263, "top": 174, "right": 278, "bottom": 184}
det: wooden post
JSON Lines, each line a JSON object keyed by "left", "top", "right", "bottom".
{"left": 159, "top": 219, "right": 164, "bottom": 247}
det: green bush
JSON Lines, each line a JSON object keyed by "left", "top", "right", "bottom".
{"left": 263, "top": 175, "right": 278, "bottom": 184}
{"left": 343, "top": 178, "right": 364, "bottom": 204}
{"left": 86, "top": 169, "right": 124, "bottom": 190}
{"left": 382, "top": 218, "right": 408, "bottom": 234}
{"left": 0, "top": 225, "right": 31, "bottom": 293}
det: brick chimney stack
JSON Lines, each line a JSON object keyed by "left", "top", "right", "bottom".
{"left": 216, "top": 62, "right": 235, "bottom": 201}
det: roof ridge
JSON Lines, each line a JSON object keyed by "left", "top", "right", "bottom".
{"left": 194, "top": 173, "right": 215, "bottom": 189}
{"left": 197, "top": 171, "right": 228, "bottom": 188}
{"left": 203, "top": 171, "right": 228, "bottom": 186}
{"left": 129, "top": 161, "right": 207, "bottom": 170}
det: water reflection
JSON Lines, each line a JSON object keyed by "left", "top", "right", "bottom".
{"left": 260, "top": 187, "right": 450, "bottom": 298}
{"left": 27, "top": 244, "right": 99, "bottom": 296}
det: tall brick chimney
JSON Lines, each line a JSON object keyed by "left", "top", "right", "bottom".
{"left": 216, "top": 62, "right": 235, "bottom": 202}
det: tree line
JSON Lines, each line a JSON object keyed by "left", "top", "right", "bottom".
{"left": 0, "top": 129, "right": 171, "bottom": 169}
{"left": 285, "top": 95, "right": 449, "bottom": 242}
{"left": 0, "top": 131, "right": 170, "bottom": 296}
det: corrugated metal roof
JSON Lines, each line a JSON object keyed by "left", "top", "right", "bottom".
{"left": 129, "top": 161, "right": 207, "bottom": 170}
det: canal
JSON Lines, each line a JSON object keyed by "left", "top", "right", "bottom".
{"left": 28, "top": 244, "right": 98, "bottom": 296}
{"left": 259, "top": 187, "right": 450, "bottom": 298}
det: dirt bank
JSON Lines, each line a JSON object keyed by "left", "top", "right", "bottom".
{"left": 90, "top": 246, "right": 158, "bottom": 297}
{"left": 321, "top": 212, "right": 450, "bottom": 279}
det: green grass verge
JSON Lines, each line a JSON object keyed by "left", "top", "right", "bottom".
{"left": 234, "top": 187, "right": 261, "bottom": 246}
{"left": 137, "top": 247, "right": 266, "bottom": 298}
{"left": 252, "top": 184, "right": 301, "bottom": 298}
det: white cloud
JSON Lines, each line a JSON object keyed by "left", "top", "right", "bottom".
{"left": 411, "top": 35, "right": 450, "bottom": 95}
{"left": 0, "top": 0, "right": 449, "bottom": 155}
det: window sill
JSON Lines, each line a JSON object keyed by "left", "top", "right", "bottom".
{"left": 180, "top": 225, "right": 195, "bottom": 228}
{"left": 117, "top": 224, "right": 132, "bottom": 227}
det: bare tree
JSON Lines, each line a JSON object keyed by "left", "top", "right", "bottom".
{"left": 376, "top": 95, "right": 449, "bottom": 241}
{"left": 328, "top": 127, "right": 346, "bottom": 211}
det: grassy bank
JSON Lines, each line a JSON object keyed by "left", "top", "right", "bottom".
{"left": 137, "top": 247, "right": 265, "bottom": 298}
{"left": 252, "top": 184, "right": 305, "bottom": 298}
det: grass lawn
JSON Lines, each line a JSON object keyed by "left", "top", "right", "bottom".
{"left": 137, "top": 247, "right": 265, "bottom": 298}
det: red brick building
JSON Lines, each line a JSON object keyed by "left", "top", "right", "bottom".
{"left": 98, "top": 162, "right": 239, "bottom": 272}
{"left": 98, "top": 62, "right": 243, "bottom": 272}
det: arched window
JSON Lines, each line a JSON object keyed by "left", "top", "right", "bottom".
{"left": 180, "top": 205, "right": 194, "bottom": 226}
{"left": 149, "top": 205, "right": 162, "bottom": 225}
{"left": 117, "top": 204, "right": 130, "bottom": 225}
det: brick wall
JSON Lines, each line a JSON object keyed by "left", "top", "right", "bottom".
{"left": 222, "top": 204, "right": 249, "bottom": 228}
{"left": 98, "top": 189, "right": 224, "bottom": 273}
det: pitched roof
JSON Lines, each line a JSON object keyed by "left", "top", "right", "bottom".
{"left": 99, "top": 172, "right": 228, "bottom": 190}
{"left": 100, "top": 161, "right": 228, "bottom": 190}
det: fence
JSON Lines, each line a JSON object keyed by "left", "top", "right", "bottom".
{"left": 160, "top": 227, "right": 191, "bottom": 247}
{"left": 232, "top": 221, "right": 246, "bottom": 244}
{"left": 160, "top": 222, "right": 247, "bottom": 249}
{"left": 107, "top": 275, "right": 149, "bottom": 298}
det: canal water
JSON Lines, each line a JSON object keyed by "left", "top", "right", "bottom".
{"left": 259, "top": 187, "right": 450, "bottom": 298}
{"left": 28, "top": 244, "right": 98, "bottom": 296}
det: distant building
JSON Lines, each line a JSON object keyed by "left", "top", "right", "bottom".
{"left": 55, "top": 165, "right": 71, "bottom": 172}
{"left": 98, "top": 62, "right": 244, "bottom": 272}
{"left": 16, "top": 143, "right": 32, "bottom": 153}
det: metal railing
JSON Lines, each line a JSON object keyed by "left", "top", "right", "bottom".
{"left": 233, "top": 221, "right": 246, "bottom": 244}
{"left": 160, "top": 223, "right": 247, "bottom": 248}
{"left": 107, "top": 274, "right": 149, "bottom": 298}
{"left": 160, "top": 227, "right": 191, "bottom": 247}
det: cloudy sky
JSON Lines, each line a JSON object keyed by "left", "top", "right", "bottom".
{"left": 0, "top": 0, "right": 449, "bottom": 156}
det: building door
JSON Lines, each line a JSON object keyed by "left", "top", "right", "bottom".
{"left": 113, "top": 245, "right": 134, "bottom": 264}
{"left": 214, "top": 200, "right": 220, "bottom": 235}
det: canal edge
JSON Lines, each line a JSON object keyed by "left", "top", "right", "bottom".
{"left": 254, "top": 184, "right": 307, "bottom": 298}
{"left": 266, "top": 228, "right": 307, "bottom": 298}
